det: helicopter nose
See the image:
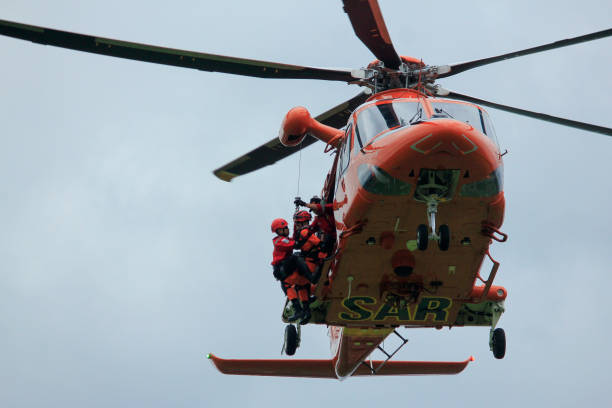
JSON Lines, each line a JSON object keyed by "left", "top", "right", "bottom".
{"left": 405, "top": 121, "right": 482, "bottom": 157}
{"left": 363, "top": 119, "right": 500, "bottom": 190}
{"left": 382, "top": 119, "right": 499, "bottom": 168}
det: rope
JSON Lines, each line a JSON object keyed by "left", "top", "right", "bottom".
{"left": 296, "top": 140, "right": 303, "bottom": 198}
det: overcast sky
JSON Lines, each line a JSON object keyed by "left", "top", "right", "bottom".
{"left": 1, "top": 1, "right": 611, "bottom": 407}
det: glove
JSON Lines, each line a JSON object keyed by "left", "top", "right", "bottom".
{"left": 294, "top": 198, "right": 307, "bottom": 207}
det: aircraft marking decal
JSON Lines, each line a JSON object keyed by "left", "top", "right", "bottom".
{"left": 410, "top": 133, "right": 440, "bottom": 154}
{"left": 339, "top": 296, "right": 452, "bottom": 322}
{"left": 452, "top": 134, "right": 478, "bottom": 154}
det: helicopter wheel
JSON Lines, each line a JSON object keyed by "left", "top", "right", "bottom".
{"left": 438, "top": 224, "right": 450, "bottom": 251}
{"left": 284, "top": 324, "right": 298, "bottom": 356}
{"left": 491, "top": 328, "right": 506, "bottom": 359}
{"left": 417, "top": 224, "right": 428, "bottom": 251}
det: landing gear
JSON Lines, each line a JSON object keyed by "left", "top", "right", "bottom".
{"left": 414, "top": 169, "right": 458, "bottom": 252}
{"left": 491, "top": 328, "right": 506, "bottom": 359}
{"left": 417, "top": 224, "right": 428, "bottom": 250}
{"left": 283, "top": 324, "right": 300, "bottom": 356}
{"left": 281, "top": 298, "right": 311, "bottom": 356}
{"left": 488, "top": 301, "right": 506, "bottom": 359}
{"left": 415, "top": 207, "right": 450, "bottom": 251}
{"left": 438, "top": 224, "right": 450, "bottom": 251}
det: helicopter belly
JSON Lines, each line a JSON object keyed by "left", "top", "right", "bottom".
{"left": 326, "top": 124, "right": 505, "bottom": 327}
{"left": 326, "top": 196, "right": 497, "bottom": 326}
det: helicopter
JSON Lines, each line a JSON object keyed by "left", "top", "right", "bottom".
{"left": 2, "top": 0, "right": 611, "bottom": 381}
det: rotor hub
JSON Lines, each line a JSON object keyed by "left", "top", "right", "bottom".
{"left": 351, "top": 57, "right": 450, "bottom": 93}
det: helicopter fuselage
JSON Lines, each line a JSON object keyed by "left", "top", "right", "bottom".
{"left": 296, "top": 88, "right": 508, "bottom": 377}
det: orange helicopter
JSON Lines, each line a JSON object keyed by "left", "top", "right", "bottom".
{"left": 2, "top": 0, "right": 611, "bottom": 380}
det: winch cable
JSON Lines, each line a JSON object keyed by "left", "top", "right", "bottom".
{"left": 296, "top": 139, "right": 303, "bottom": 200}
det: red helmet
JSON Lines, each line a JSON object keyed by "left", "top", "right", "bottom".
{"left": 293, "top": 210, "right": 311, "bottom": 222}
{"left": 271, "top": 218, "right": 288, "bottom": 232}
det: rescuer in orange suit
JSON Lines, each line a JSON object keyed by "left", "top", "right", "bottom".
{"left": 293, "top": 210, "right": 327, "bottom": 275}
{"left": 294, "top": 195, "right": 336, "bottom": 254}
{"left": 293, "top": 210, "right": 327, "bottom": 322}
{"left": 271, "top": 218, "right": 319, "bottom": 323}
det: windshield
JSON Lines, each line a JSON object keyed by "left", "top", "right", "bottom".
{"left": 356, "top": 101, "right": 423, "bottom": 146}
{"left": 429, "top": 101, "right": 486, "bottom": 134}
{"left": 480, "top": 108, "right": 500, "bottom": 148}
{"left": 355, "top": 100, "right": 499, "bottom": 149}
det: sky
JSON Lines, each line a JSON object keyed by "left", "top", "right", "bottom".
{"left": 1, "top": 0, "right": 611, "bottom": 407}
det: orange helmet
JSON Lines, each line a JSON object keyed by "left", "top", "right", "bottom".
{"left": 293, "top": 210, "right": 311, "bottom": 223}
{"left": 271, "top": 218, "right": 288, "bottom": 232}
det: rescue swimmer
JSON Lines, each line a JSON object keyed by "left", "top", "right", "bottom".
{"left": 271, "top": 217, "right": 320, "bottom": 323}
{"left": 293, "top": 210, "right": 329, "bottom": 299}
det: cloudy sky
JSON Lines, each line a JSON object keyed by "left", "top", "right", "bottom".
{"left": 1, "top": 0, "right": 611, "bottom": 407}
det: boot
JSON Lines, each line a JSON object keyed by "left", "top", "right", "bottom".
{"left": 300, "top": 300, "right": 312, "bottom": 325}
{"left": 311, "top": 268, "right": 322, "bottom": 284}
{"left": 287, "top": 299, "right": 304, "bottom": 322}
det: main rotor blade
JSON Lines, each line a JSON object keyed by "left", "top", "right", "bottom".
{"left": 445, "top": 90, "right": 612, "bottom": 137}
{"left": 213, "top": 92, "right": 369, "bottom": 182}
{"left": 342, "top": 0, "right": 402, "bottom": 70}
{"left": 0, "top": 19, "right": 355, "bottom": 82}
{"left": 438, "top": 28, "right": 612, "bottom": 78}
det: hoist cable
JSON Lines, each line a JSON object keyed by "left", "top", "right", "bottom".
{"left": 296, "top": 140, "right": 303, "bottom": 198}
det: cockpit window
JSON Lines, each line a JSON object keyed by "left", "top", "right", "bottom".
{"left": 355, "top": 100, "right": 500, "bottom": 150}
{"left": 429, "top": 102, "right": 486, "bottom": 134}
{"left": 355, "top": 101, "right": 423, "bottom": 146}
{"left": 430, "top": 102, "right": 500, "bottom": 148}
{"left": 480, "top": 109, "right": 500, "bottom": 148}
